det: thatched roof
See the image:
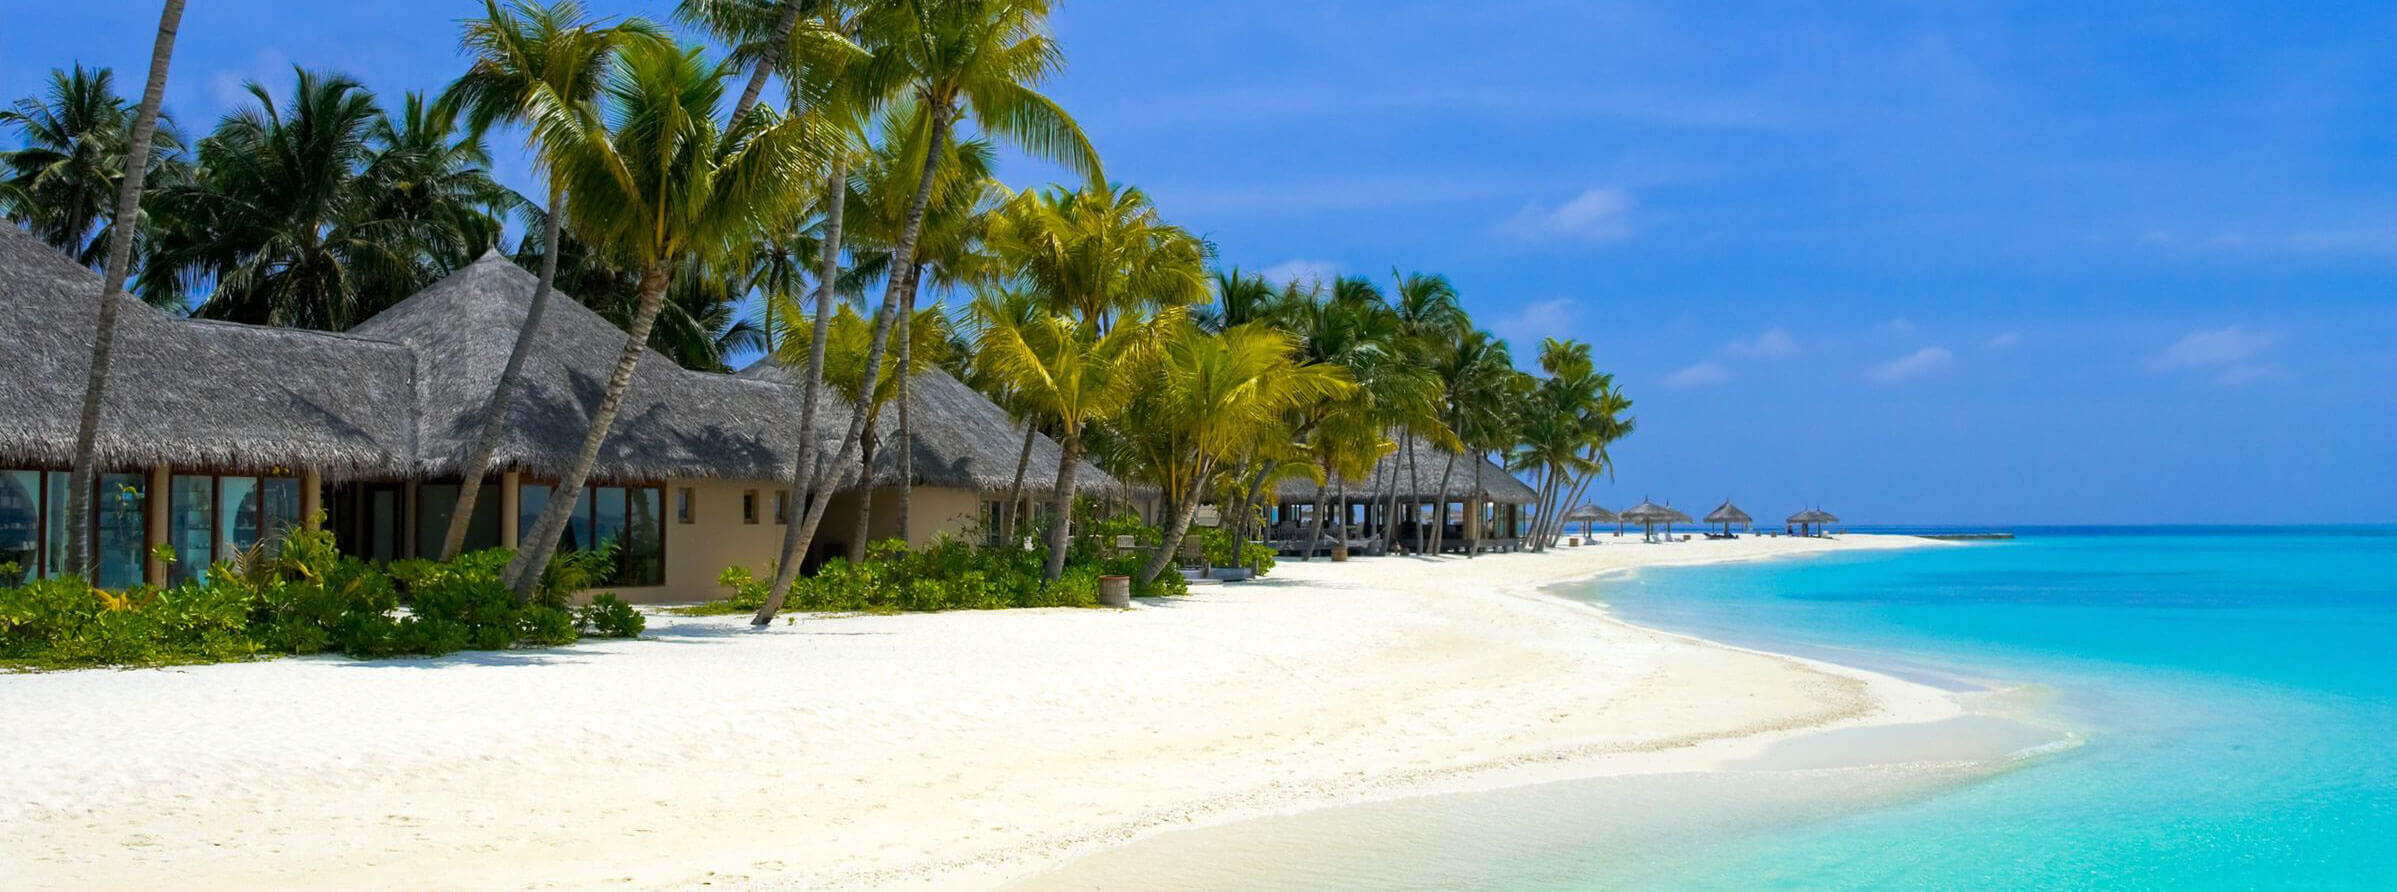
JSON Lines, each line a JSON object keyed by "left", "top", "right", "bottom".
{"left": 1273, "top": 436, "right": 1538, "bottom": 504}
{"left": 1621, "top": 499, "right": 1695, "bottom": 525}
{"left": 353, "top": 252, "right": 833, "bottom": 483}
{"left": 736, "top": 360, "right": 1120, "bottom": 494}
{"left": 1564, "top": 504, "right": 1618, "bottom": 523}
{"left": 0, "top": 225, "right": 416, "bottom": 479}
{"left": 1704, "top": 500, "right": 1752, "bottom": 524}
{"left": 1787, "top": 508, "right": 1840, "bottom": 524}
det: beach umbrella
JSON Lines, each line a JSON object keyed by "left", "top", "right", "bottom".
{"left": 1785, "top": 507, "right": 1839, "bottom": 537}
{"left": 1620, "top": 499, "right": 1675, "bottom": 542}
{"left": 1563, "top": 504, "right": 1617, "bottom": 538}
{"left": 1704, "top": 500, "right": 1752, "bottom": 537}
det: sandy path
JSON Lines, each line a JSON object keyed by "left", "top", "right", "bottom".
{"left": 0, "top": 534, "right": 1947, "bottom": 890}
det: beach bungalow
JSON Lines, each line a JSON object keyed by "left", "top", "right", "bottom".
{"left": 1265, "top": 436, "right": 1539, "bottom": 555}
{"left": 0, "top": 227, "right": 1112, "bottom": 601}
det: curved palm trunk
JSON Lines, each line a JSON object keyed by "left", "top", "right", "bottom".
{"left": 751, "top": 105, "right": 950, "bottom": 624}
{"left": 439, "top": 183, "right": 566, "bottom": 560}
{"left": 893, "top": 277, "right": 914, "bottom": 549}
{"left": 1000, "top": 426, "right": 1034, "bottom": 545}
{"left": 1381, "top": 429, "right": 1405, "bottom": 553}
{"left": 1332, "top": 473, "right": 1350, "bottom": 555}
{"left": 1407, "top": 432, "right": 1428, "bottom": 554}
{"left": 730, "top": 0, "right": 805, "bottom": 123}
{"left": 63, "top": 0, "right": 182, "bottom": 578}
{"left": 847, "top": 430, "right": 877, "bottom": 562}
{"left": 1042, "top": 430, "right": 1083, "bottom": 582}
{"left": 1430, "top": 444, "right": 1458, "bottom": 556}
{"left": 506, "top": 261, "right": 674, "bottom": 599}
{"left": 1139, "top": 460, "right": 1212, "bottom": 585}
{"left": 755, "top": 159, "right": 847, "bottom": 614}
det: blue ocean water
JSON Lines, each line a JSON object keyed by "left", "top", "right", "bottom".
{"left": 1028, "top": 528, "right": 2397, "bottom": 890}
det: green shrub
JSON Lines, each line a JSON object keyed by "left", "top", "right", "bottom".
{"left": 577, "top": 594, "right": 645, "bottom": 638}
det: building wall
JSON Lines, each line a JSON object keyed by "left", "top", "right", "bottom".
{"left": 611, "top": 479, "right": 994, "bottom": 605}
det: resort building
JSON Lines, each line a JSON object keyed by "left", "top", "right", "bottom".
{"left": 0, "top": 227, "right": 1113, "bottom": 601}
{"left": 1267, "top": 436, "right": 1539, "bottom": 555}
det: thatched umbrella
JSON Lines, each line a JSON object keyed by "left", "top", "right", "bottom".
{"left": 1704, "top": 500, "right": 1752, "bottom": 537}
{"left": 1620, "top": 499, "right": 1677, "bottom": 542}
{"left": 1785, "top": 507, "right": 1839, "bottom": 537}
{"left": 1562, "top": 504, "right": 1618, "bottom": 540}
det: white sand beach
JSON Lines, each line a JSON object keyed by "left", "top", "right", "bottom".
{"left": 1, "top": 534, "right": 1964, "bottom": 890}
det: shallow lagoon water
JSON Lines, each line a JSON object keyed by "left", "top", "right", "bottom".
{"left": 1025, "top": 529, "right": 2397, "bottom": 890}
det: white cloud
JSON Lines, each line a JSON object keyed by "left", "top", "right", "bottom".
{"left": 1490, "top": 298, "right": 1580, "bottom": 345}
{"left": 1723, "top": 328, "right": 1799, "bottom": 359}
{"left": 1257, "top": 259, "right": 1339, "bottom": 288}
{"left": 1984, "top": 331, "right": 2023, "bottom": 351}
{"left": 1500, "top": 188, "right": 1636, "bottom": 243}
{"left": 1665, "top": 362, "right": 1730, "bottom": 389}
{"left": 1879, "top": 318, "right": 1919, "bottom": 337}
{"left": 1868, "top": 346, "right": 1955, "bottom": 382}
{"left": 2147, "top": 326, "right": 2289, "bottom": 384}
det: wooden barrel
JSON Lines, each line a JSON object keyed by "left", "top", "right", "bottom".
{"left": 1099, "top": 575, "right": 1132, "bottom": 607}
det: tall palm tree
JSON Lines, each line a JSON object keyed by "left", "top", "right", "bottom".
{"left": 1124, "top": 320, "right": 1351, "bottom": 585}
{"left": 0, "top": 65, "right": 186, "bottom": 274}
{"left": 1426, "top": 328, "right": 1512, "bottom": 556}
{"left": 1384, "top": 270, "right": 1465, "bottom": 553}
{"left": 437, "top": 0, "right": 664, "bottom": 560}
{"left": 963, "top": 283, "right": 1047, "bottom": 543}
{"left": 753, "top": 0, "right": 1100, "bottom": 623}
{"left": 977, "top": 311, "right": 1152, "bottom": 581}
{"left": 503, "top": 37, "right": 826, "bottom": 597}
{"left": 61, "top": 0, "right": 185, "bottom": 578}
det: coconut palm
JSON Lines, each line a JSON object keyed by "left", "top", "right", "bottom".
{"left": 62, "top": 0, "right": 184, "bottom": 577}
{"left": 0, "top": 64, "right": 186, "bottom": 273}
{"left": 502, "top": 38, "right": 827, "bottom": 597}
{"left": 436, "top": 0, "right": 664, "bottom": 560}
{"left": 1383, "top": 270, "right": 1465, "bottom": 552}
{"left": 985, "top": 183, "right": 1207, "bottom": 330}
{"left": 1425, "top": 328, "right": 1512, "bottom": 556}
{"left": 1122, "top": 320, "right": 1351, "bottom": 585}
{"left": 751, "top": 0, "right": 1098, "bottom": 624}
{"left": 976, "top": 310, "right": 1152, "bottom": 581}
{"left": 1197, "top": 268, "right": 1279, "bottom": 333}
{"left": 963, "top": 284, "right": 1049, "bottom": 544}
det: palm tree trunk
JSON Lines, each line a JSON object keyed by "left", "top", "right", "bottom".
{"left": 1303, "top": 472, "right": 1329, "bottom": 561}
{"left": 729, "top": 0, "right": 805, "bottom": 123}
{"left": 1407, "top": 431, "right": 1428, "bottom": 554}
{"left": 1139, "top": 460, "right": 1212, "bottom": 585}
{"left": 1381, "top": 429, "right": 1405, "bottom": 553}
{"left": 754, "top": 159, "right": 847, "bottom": 618}
{"left": 1334, "top": 473, "right": 1350, "bottom": 554}
{"left": 506, "top": 261, "right": 675, "bottom": 599}
{"left": 64, "top": 0, "right": 183, "bottom": 578}
{"left": 751, "top": 105, "right": 950, "bottom": 624}
{"left": 893, "top": 269, "right": 915, "bottom": 550}
{"left": 439, "top": 183, "right": 565, "bottom": 561}
{"left": 1000, "top": 425, "right": 1034, "bottom": 545}
{"left": 1042, "top": 430, "right": 1083, "bottom": 582}
{"left": 847, "top": 431, "right": 876, "bottom": 562}
{"left": 1431, "top": 444, "right": 1458, "bottom": 556}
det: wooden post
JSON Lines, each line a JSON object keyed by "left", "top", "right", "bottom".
{"left": 300, "top": 469, "right": 323, "bottom": 530}
{"left": 143, "top": 463, "right": 169, "bottom": 584}
{"left": 499, "top": 470, "right": 521, "bottom": 550}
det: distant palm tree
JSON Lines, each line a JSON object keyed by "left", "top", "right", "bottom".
{"left": 502, "top": 38, "right": 827, "bottom": 598}
{"left": 1426, "top": 329, "right": 1512, "bottom": 555}
{"left": 0, "top": 64, "right": 186, "bottom": 274}
{"left": 63, "top": 0, "right": 185, "bottom": 579}
{"left": 437, "top": 0, "right": 664, "bottom": 560}
{"left": 977, "top": 311, "right": 1152, "bottom": 581}
{"left": 752, "top": 0, "right": 1101, "bottom": 623}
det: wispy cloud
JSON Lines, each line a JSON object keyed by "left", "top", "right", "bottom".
{"left": 1868, "top": 346, "right": 1955, "bottom": 383}
{"left": 1665, "top": 362, "right": 1731, "bottom": 389}
{"left": 2147, "top": 326, "right": 2289, "bottom": 384}
{"left": 1256, "top": 259, "right": 1339, "bottom": 288}
{"left": 1984, "top": 331, "right": 2023, "bottom": 351}
{"left": 1490, "top": 298, "right": 1581, "bottom": 345}
{"left": 1498, "top": 188, "right": 1636, "bottom": 243}
{"left": 1723, "top": 328, "right": 1799, "bottom": 359}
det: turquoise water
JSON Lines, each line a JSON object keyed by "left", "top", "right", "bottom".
{"left": 1030, "top": 529, "right": 2397, "bottom": 889}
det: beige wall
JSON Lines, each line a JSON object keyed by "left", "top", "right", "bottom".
{"left": 603, "top": 478, "right": 995, "bottom": 605}
{"left": 869, "top": 485, "right": 987, "bottom": 549}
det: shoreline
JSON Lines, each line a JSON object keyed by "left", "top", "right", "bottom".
{"left": 0, "top": 534, "right": 2022, "bottom": 891}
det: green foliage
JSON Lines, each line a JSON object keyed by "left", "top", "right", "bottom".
{"left": 577, "top": 594, "right": 646, "bottom": 638}
{"left": 696, "top": 527, "right": 1195, "bottom": 616}
{"left": 0, "top": 524, "right": 598, "bottom": 669}
{"left": 1199, "top": 526, "right": 1276, "bottom": 576}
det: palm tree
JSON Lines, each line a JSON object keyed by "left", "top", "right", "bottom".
{"left": 752, "top": 0, "right": 1100, "bottom": 623}
{"left": 761, "top": 297, "right": 949, "bottom": 559}
{"left": 436, "top": 0, "right": 663, "bottom": 560}
{"left": 1124, "top": 320, "right": 1351, "bottom": 585}
{"left": 502, "top": 37, "right": 826, "bottom": 598}
{"left": 1197, "top": 268, "right": 1278, "bottom": 333}
{"left": 0, "top": 64, "right": 186, "bottom": 273}
{"left": 63, "top": 0, "right": 185, "bottom": 579}
{"left": 1426, "top": 329, "right": 1512, "bottom": 556}
{"left": 985, "top": 183, "right": 1206, "bottom": 330}
{"left": 1384, "top": 270, "right": 1465, "bottom": 553}
{"left": 963, "top": 284, "right": 1047, "bottom": 544}
{"left": 977, "top": 311, "right": 1152, "bottom": 581}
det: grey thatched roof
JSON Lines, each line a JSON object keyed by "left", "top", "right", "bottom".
{"left": 1787, "top": 508, "right": 1840, "bottom": 524}
{"left": 1621, "top": 499, "right": 1694, "bottom": 525}
{"left": 1704, "top": 500, "right": 1752, "bottom": 524}
{"left": 1564, "top": 504, "right": 1618, "bottom": 523}
{"left": 0, "top": 225, "right": 416, "bottom": 479}
{"left": 353, "top": 252, "right": 833, "bottom": 483}
{"left": 736, "top": 359, "right": 1120, "bottom": 494}
{"left": 1273, "top": 435, "right": 1538, "bottom": 504}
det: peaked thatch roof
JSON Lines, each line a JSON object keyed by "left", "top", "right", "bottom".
{"left": 1704, "top": 500, "right": 1752, "bottom": 524}
{"left": 1564, "top": 504, "right": 1618, "bottom": 523}
{"left": 736, "top": 360, "right": 1120, "bottom": 494}
{"left": 352, "top": 252, "right": 832, "bottom": 483}
{"left": 0, "top": 225, "right": 416, "bottom": 479}
{"left": 1273, "top": 436, "right": 1538, "bottom": 504}
{"left": 1787, "top": 508, "right": 1840, "bottom": 524}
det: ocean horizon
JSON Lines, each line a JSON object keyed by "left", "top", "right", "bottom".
{"left": 1026, "top": 527, "right": 2397, "bottom": 889}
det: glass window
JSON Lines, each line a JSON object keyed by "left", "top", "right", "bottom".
{"left": 94, "top": 472, "right": 148, "bottom": 589}
{"left": 43, "top": 472, "right": 67, "bottom": 578}
{"left": 592, "top": 486, "right": 627, "bottom": 554}
{"left": 773, "top": 490, "right": 789, "bottom": 525}
{"left": 415, "top": 483, "right": 502, "bottom": 557}
{"left": 622, "top": 487, "right": 663, "bottom": 586}
{"left": 219, "top": 476, "right": 261, "bottom": 557}
{"left": 518, "top": 483, "right": 550, "bottom": 544}
{"left": 742, "top": 490, "right": 759, "bottom": 524}
{"left": 167, "top": 475, "right": 214, "bottom": 586}
{"left": 565, "top": 487, "right": 594, "bottom": 553}
{"left": 0, "top": 471, "right": 38, "bottom": 582}
{"left": 676, "top": 487, "right": 694, "bottom": 524}
{"left": 261, "top": 477, "right": 300, "bottom": 541}
{"left": 981, "top": 501, "right": 1005, "bottom": 547}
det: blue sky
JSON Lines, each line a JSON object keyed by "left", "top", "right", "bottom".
{"left": 10, "top": 1, "right": 2396, "bottom": 524}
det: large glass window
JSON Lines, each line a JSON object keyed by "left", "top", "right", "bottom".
{"left": 516, "top": 481, "right": 663, "bottom": 588}
{"left": 218, "top": 476, "right": 260, "bottom": 559}
{"left": 94, "top": 473, "right": 148, "bottom": 590}
{"left": 0, "top": 471, "right": 39, "bottom": 582}
{"left": 43, "top": 472, "right": 67, "bottom": 578}
{"left": 624, "top": 487, "right": 662, "bottom": 586}
{"left": 167, "top": 475, "right": 214, "bottom": 585}
{"left": 415, "top": 483, "right": 502, "bottom": 557}
{"left": 261, "top": 478, "right": 300, "bottom": 542}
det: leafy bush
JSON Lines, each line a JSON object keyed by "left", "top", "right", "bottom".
{"left": 577, "top": 594, "right": 645, "bottom": 638}
{"left": 1199, "top": 526, "right": 1277, "bottom": 576}
{"left": 693, "top": 518, "right": 1190, "bottom": 617}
